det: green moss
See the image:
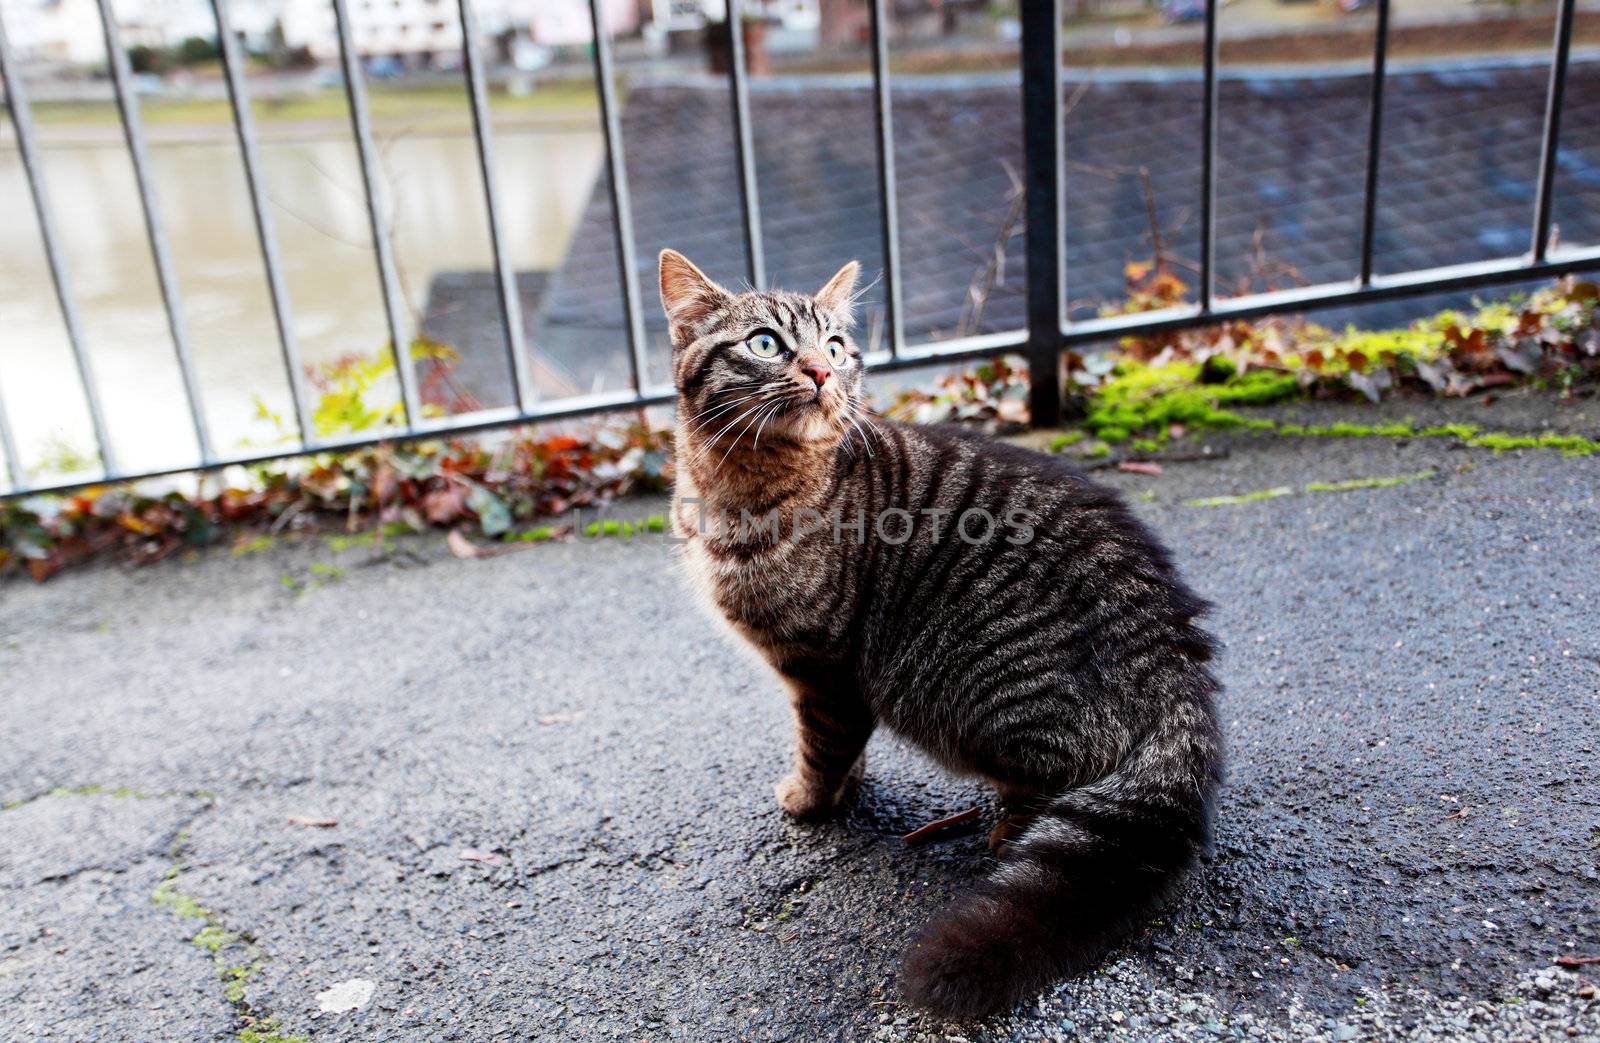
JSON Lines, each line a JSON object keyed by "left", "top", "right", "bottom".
{"left": 192, "top": 924, "right": 241, "bottom": 952}
{"left": 583, "top": 514, "right": 668, "bottom": 538}
{"left": 1048, "top": 430, "right": 1086, "bottom": 452}
{"left": 1295, "top": 420, "right": 1416, "bottom": 438}
{"left": 1266, "top": 420, "right": 1595, "bottom": 456}
{"left": 325, "top": 532, "right": 375, "bottom": 552}
{"left": 1304, "top": 470, "right": 1433, "bottom": 493}
{"left": 1466, "top": 431, "right": 1599, "bottom": 456}
{"left": 153, "top": 880, "right": 210, "bottom": 921}
{"left": 1185, "top": 486, "right": 1295, "bottom": 508}
{"left": 153, "top": 840, "right": 302, "bottom": 1042}
{"left": 237, "top": 1018, "right": 309, "bottom": 1043}
{"left": 222, "top": 961, "right": 262, "bottom": 1004}
{"left": 1191, "top": 470, "right": 1436, "bottom": 508}
{"left": 506, "top": 525, "right": 560, "bottom": 543}
{"left": 1416, "top": 423, "right": 1481, "bottom": 440}
{"left": 232, "top": 535, "right": 275, "bottom": 557}
{"left": 1084, "top": 362, "right": 1300, "bottom": 442}
{"left": 1220, "top": 369, "right": 1304, "bottom": 406}
{"left": 325, "top": 522, "right": 413, "bottom": 552}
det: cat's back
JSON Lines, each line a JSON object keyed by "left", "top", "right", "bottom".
{"left": 860, "top": 420, "right": 1137, "bottom": 541}
{"left": 852, "top": 420, "right": 1212, "bottom": 668}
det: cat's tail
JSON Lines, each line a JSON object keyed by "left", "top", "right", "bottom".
{"left": 901, "top": 695, "right": 1222, "bottom": 1020}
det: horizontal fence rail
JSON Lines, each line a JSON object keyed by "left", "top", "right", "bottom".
{"left": 2, "top": 0, "right": 1599, "bottom": 498}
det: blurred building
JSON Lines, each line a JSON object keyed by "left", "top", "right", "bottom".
{"left": 5, "top": 0, "right": 219, "bottom": 64}
{"left": 276, "top": 0, "right": 640, "bottom": 63}
{"left": 3, "top": 0, "right": 909, "bottom": 69}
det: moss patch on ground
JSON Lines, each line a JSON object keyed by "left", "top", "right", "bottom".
{"left": 1060, "top": 359, "right": 1599, "bottom": 458}
{"left": 1082, "top": 362, "right": 1297, "bottom": 443}
{"left": 1186, "top": 470, "right": 1435, "bottom": 508}
{"left": 151, "top": 810, "right": 307, "bottom": 1043}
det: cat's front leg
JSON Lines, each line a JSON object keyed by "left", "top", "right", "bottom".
{"left": 774, "top": 670, "right": 874, "bottom": 820}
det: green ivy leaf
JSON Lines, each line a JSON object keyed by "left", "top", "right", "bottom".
{"left": 466, "top": 485, "right": 512, "bottom": 537}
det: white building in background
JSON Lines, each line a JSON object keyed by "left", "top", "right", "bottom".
{"left": 2, "top": 0, "right": 642, "bottom": 66}
{"left": 277, "top": 0, "right": 640, "bottom": 62}
{"left": 6, "top": 0, "right": 216, "bottom": 64}
{"left": 5, "top": 0, "right": 289, "bottom": 64}
{"left": 2, "top": 0, "right": 822, "bottom": 68}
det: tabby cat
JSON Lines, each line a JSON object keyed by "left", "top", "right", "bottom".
{"left": 660, "top": 249, "right": 1223, "bottom": 1019}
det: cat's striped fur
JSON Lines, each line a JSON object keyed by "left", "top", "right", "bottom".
{"left": 660, "top": 249, "right": 1223, "bottom": 1019}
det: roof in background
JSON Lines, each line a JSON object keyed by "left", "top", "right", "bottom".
{"left": 508, "top": 59, "right": 1600, "bottom": 395}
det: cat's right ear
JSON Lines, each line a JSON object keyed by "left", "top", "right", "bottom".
{"left": 659, "top": 249, "right": 731, "bottom": 348}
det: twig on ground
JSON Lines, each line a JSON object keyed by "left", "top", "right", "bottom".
{"left": 1130, "top": 448, "right": 1231, "bottom": 464}
{"left": 1555, "top": 954, "right": 1600, "bottom": 967}
{"left": 903, "top": 806, "right": 982, "bottom": 847}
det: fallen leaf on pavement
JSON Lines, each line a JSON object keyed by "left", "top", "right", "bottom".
{"left": 447, "top": 530, "right": 512, "bottom": 560}
{"left": 903, "top": 807, "right": 982, "bottom": 846}
{"left": 316, "top": 978, "right": 375, "bottom": 1013}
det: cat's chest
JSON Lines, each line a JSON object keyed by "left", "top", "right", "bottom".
{"left": 680, "top": 524, "right": 848, "bottom": 652}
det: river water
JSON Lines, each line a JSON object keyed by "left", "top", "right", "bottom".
{"left": 0, "top": 126, "right": 602, "bottom": 483}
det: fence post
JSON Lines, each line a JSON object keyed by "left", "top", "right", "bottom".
{"left": 1020, "top": 0, "right": 1063, "bottom": 428}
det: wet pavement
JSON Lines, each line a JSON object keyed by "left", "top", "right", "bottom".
{"left": 2, "top": 397, "right": 1598, "bottom": 1041}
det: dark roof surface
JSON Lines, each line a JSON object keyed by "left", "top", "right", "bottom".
{"left": 525, "top": 60, "right": 1600, "bottom": 394}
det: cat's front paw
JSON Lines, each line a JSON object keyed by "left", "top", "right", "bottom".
{"left": 775, "top": 773, "right": 840, "bottom": 820}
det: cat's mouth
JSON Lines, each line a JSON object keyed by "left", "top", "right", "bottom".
{"left": 758, "top": 385, "right": 846, "bottom": 442}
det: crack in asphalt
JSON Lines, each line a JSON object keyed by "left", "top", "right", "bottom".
{"left": 151, "top": 800, "right": 312, "bottom": 1043}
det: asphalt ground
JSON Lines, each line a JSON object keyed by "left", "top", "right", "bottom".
{"left": 2, "top": 395, "right": 1598, "bottom": 1042}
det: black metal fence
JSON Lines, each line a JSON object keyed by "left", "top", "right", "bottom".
{"left": 0, "top": 0, "right": 1596, "bottom": 498}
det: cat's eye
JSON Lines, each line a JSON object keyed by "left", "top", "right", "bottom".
{"left": 825, "top": 338, "right": 849, "bottom": 367}
{"left": 746, "top": 332, "right": 782, "bottom": 359}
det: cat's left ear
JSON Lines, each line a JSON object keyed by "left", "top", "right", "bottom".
{"left": 815, "top": 260, "right": 860, "bottom": 316}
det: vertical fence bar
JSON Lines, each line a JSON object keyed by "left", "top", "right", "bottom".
{"left": 95, "top": 0, "right": 214, "bottom": 462}
{"left": 726, "top": 0, "right": 766, "bottom": 289}
{"left": 1531, "top": 0, "right": 1575, "bottom": 262}
{"left": 458, "top": 0, "right": 535, "bottom": 411}
{"left": 211, "top": 0, "right": 312, "bottom": 444}
{"left": 867, "top": 0, "right": 904, "bottom": 357}
{"left": 589, "top": 0, "right": 649, "bottom": 392}
{"left": 330, "top": 0, "right": 421, "bottom": 426}
{"left": 1198, "top": 0, "right": 1219, "bottom": 310}
{"left": 0, "top": 7, "right": 117, "bottom": 477}
{"left": 0, "top": 372, "right": 20, "bottom": 491}
{"left": 1358, "top": 0, "right": 1390, "bottom": 285}
{"left": 1020, "top": 0, "right": 1063, "bottom": 427}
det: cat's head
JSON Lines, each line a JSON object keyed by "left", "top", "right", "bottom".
{"left": 658, "top": 249, "right": 865, "bottom": 449}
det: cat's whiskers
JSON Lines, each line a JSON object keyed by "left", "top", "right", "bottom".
{"left": 845, "top": 414, "right": 874, "bottom": 459}
{"left": 683, "top": 383, "right": 789, "bottom": 437}
{"left": 688, "top": 391, "right": 787, "bottom": 470}
{"left": 685, "top": 393, "right": 763, "bottom": 434}
{"left": 706, "top": 388, "right": 810, "bottom": 480}
{"left": 750, "top": 398, "right": 787, "bottom": 452}
{"left": 707, "top": 400, "right": 778, "bottom": 479}
{"left": 856, "top": 406, "right": 891, "bottom": 449}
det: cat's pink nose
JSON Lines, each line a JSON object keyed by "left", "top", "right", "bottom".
{"left": 801, "top": 362, "right": 831, "bottom": 389}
